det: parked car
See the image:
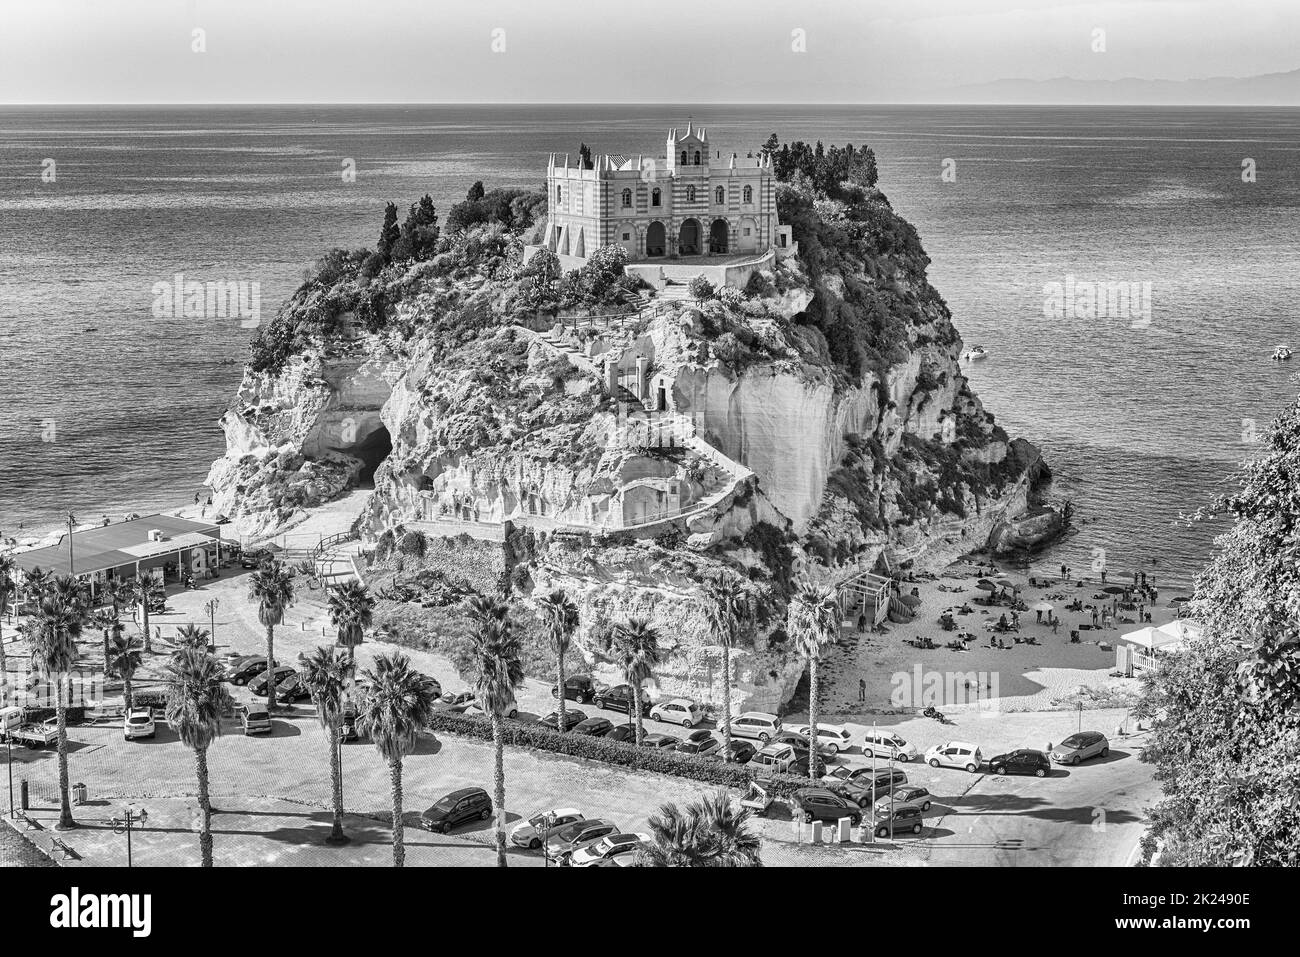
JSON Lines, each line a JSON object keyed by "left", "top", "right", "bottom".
{"left": 874, "top": 785, "right": 933, "bottom": 814}
{"left": 238, "top": 703, "right": 271, "bottom": 735}
{"left": 274, "top": 673, "right": 312, "bottom": 704}
{"left": 990, "top": 749, "right": 1051, "bottom": 777}
{"left": 248, "top": 666, "right": 297, "bottom": 698}
{"left": 605, "top": 723, "right": 638, "bottom": 743}
{"left": 466, "top": 695, "right": 518, "bottom": 720}
{"left": 731, "top": 711, "right": 782, "bottom": 743}
{"left": 925, "top": 741, "right": 984, "bottom": 772}
{"left": 772, "top": 730, "right": 837, "bottom": 762}
{"left": 339, "top": 705, "right": 359, "bottom": 742}
{"left": 642, "top": 733, "right": 680, "bottom": 749}
{"left": 823, "top": 765, "right": 907, "bottom": 789}
{"left": 873, "top": 803, "right": 925, "bottom": 838}
{"left": 239, "top": 548, "right": 272, "bottom": 569}
{"left": 860, "top": 730, "right": 918, "bottom": 762}
{"left": 545, "top": 818, "right": 619, "bottom": 862}
{"left": 592, "top": 847, "right": 640, "bottom": 867}
{"left": 828, "top": 768, "right": 909, "bottom": 805}
{"left": 592, "top": 684, "right": 651, "bottom": 717}
{"left": 795, "top": 723, "right": 854, "bottom": 754}
{"left": 421, "top": 787, "right": 492, "bottom": 833}
{"left": 1051, "top": 732, "right": 1109, "bottom": 766}
{"left": 747, "top": 743, "right": 798, "bottom": 776}
{"left": 123, "top": 708, "right": 155, "bottom": 741}
{"left": 716, "top": 739, "right": 757, "bottom": 764}
{"left": 569, "top": 832, "right": 651, "bottom": 868}
{"left": 510, "top": 807, "right": 585, "bottom": 849}
{"left": 573, "top": 717, "right": 614, "bottom": 737}
{"left": 791, "top": 787, "right": 863, "bottom": 825}
{"left": 675, "top": 729, "right": 720, "bottom": 756}
{"left": 650, "top": 698, "right": 703, "bottom": 728}
{"left": 539, "top": 708, "right": 587, "bottom": 731}
{"left": 433, "top": 690, "right": 476, "bottom": 714}
{"left": 552, "top": 675, "right": 602, "bottom": 703}
{"left": 226, "top": 656, "right": 276, "bottom": 686}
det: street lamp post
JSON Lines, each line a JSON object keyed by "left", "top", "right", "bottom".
{"left": 542, "top": 811, "right": 555, "bottom": 868}
{"left": 111, "top": 806, "right": 148, "bottom": 867}
{"left": 6, "top": 734, "right": 12, "bottom": 819}
{"left": 203, "top": 598, "right": 220, "bottom": 654}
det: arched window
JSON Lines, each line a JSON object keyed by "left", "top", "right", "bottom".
{"left": 556, "top": 185, "right": 563, "bottom": 204}
{"left": 743, "top": 185, "right": 753, "bottom": 203}
{"left": 621, "top": 188, "right": 632, "bottom": 208}
{"left": 694, "top": 151, "right": 701, "bottom": 165}
{"left": 715, "top": 186, "right": 724, "bottom": 204}
{"left": 681, "top": 151, "right": 687, "bottom": 165}
{"left": 686, "top": 186, "right": 696, "bottom": 202}
{"left": 651, "top": 187, "right": 662, "bottom": 207}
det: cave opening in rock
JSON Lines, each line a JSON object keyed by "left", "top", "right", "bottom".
{"left": 353, "top": 425, "right": 392, "bottom": 487}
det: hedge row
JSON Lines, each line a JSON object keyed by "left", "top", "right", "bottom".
{"left": 426, "top": 711, "right": 815, "bottom": 800}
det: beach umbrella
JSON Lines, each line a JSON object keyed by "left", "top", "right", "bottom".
{"left": 1032, "top": 601, "right": 1054, "bottom": 612}
{"left": 900, "top": 593, "right": 922, "bottom": 607}
{"left": 1102, "top": 585, "right": 1125, "bottom": 595}
{"left": 975, "top": 579, "right": 996, "bottom": 591}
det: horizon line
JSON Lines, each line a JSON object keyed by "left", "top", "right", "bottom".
{"left": 4, "top": 100, "right": 1299, "bottom": 108}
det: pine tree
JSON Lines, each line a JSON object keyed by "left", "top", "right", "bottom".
{"left": 377, "top": 202, "right": 400, "bottom": 261}
{"left": 467, "top": 180, "right": 485, "bottom": 202}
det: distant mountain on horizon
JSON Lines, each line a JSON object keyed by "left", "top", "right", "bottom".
{"left": 939, "top": 68, "right": 1300, "bottom": 105}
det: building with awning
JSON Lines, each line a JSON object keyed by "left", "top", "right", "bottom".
{"left": 5, "top": 514, "right": 226, "bottom": 603}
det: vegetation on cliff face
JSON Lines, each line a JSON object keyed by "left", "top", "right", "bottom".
{"left": 1137, "top": 399, "right": 1300, "bottom": 866}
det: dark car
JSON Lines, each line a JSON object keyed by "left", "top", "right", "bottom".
{"left": 573, "top": 717, "right": 614, "bottom": 737}
{"left": 990, "top": 749, "right": 1051, "bottom": 777}
{"left": 226, "top": 656, "right": 277, "bottom": 686}
{"left": 675, "top": 729, "right": 720, "bottom": 756}
{"left": 275, "top": 673, "right": 312, "bottom": 704}
{"left": 605, "top": 723, "right": 638, "bottom": 744}
{"left": 826, "top": 768, "right": 908, "bottom": 805}
{"left": 592, "top": 684, "right": 651, "bottom": 717}
{"left": 239, "top": 549, "right": 272, "bottom": 569}
{"left": 540, "top": 708, "right": 588, "bottom": 732}
{"left": 716, "top": 739, "right": 758, "bottom": 764}
{"left": 248, "top": 666, "right": 297, "bottom": 697}
{"left": 874, "top": 803, "right": 925, "bottom": 839}
{"left": 552, "top": 674, "right": 602, "bottom": 704}
{"left": 791, "top": 787, "right": 863, "bottom": 825}
{"left": 545, "top": 818, "right": 619, "bottom": 863}
{"left": 339, "top": 705, "right": 360, "bottom": 742}
{"left": 421, "top": 787, "right": 492, "bottom": 833}
{"left": 772, "top": 730, "right": 837, "bottom": 760}
{"left": 641, "top": 733, "right": 680, "bottom": 749}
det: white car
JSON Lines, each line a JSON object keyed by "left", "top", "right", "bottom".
{"left": 569, "top": 832, "right": 650, "bottom": 867}
{"left": 925, "top": 741, "right": 984, "bottom": 772}
{"left": 123, "top": 708, "right": 156, "bottom": 741}
{"left": 861, "top": 730, "right": 918, "bottom": 762}
{"left": 509, "top": 807, "right": 584, "bottom": 849}
{"left": 731, "top": 712, "right": 782, "bottom": 743}
{"left": 795, "top": 724, "right": 853, "bottom": 754}
{"left": 650, "top": 698, "right": 702, "bottom": 728}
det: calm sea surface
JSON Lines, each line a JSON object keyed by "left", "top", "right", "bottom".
{"left": 3, "top": 105, "right": 1299, "bottom": 588}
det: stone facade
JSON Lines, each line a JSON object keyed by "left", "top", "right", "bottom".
{"left": 541, "top": 123, "right": 782, "bottom": 262}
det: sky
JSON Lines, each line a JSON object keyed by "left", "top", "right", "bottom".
{"left": 1, "top": 0, "right": 1297, "bottom": 104}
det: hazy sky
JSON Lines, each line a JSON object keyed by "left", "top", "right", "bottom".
{"left": 1, "top": 0, "right": 1297, "bottom": 104}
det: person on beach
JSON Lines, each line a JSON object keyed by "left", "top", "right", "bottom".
{"left": 1100, "top": 568, "right": 1107, "bottom": 584}
{"left": 1060, "top": 564, "right": 1067, "bottom": 580}
{"left": 1036, "top": 608, "right": 1043, "bottom": 623}
{"left": 1091, "top": 607, "right": 1100, "bottom": 627}
{"left": 1052, "top": 617, "right": 1060, "bottom": 635}
{"left": 858, "top": 678, "right": 866, "bottom": 703}
{"left": 194, "top": 492, "right": 200, "bottom": 505}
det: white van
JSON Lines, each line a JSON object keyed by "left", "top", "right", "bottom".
{"left": 861, "top": 730, "right": 918, "bottom": 762}
{"left": 925, "top": 741, "right": 984, "bottom": 772}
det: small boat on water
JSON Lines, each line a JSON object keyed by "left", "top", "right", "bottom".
{"left": 961, "top": 345, "right": 989, "bottom": 362}
{"left": 1271, "top": 346, "right": 1293, "bottom": 361}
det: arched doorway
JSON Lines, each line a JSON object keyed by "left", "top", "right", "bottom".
{"left": 678, "top": 218, "right": 701, "bottom": 256}
{"left": 646, "top": 221, "right": 666, "bottom": 257}
{"left": 709, "top": 219, "right": 729, "bottom": 254}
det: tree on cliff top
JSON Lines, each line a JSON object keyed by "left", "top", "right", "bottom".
{"left": 377, "top": 201, "right": 400, "bottom": 262}
{"left": 467, "top": 180, "right": 485, "bottom": 203}
{"left": 1135, "top": 397, "right": 1300, "bottom": 866}
{"left": 391, "top": 194, "right": 440, "bottom": 262}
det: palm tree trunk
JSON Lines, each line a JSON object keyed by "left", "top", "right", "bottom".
{"left": 556, "top": 650, "right": 567, "bottom": 734}
{"left": 492, "top": 713, "right": 507, "bottom": 867}
{"left": 721, "top": 641, "right": 733, "bottom": 762}
{"left": 264, "top": 623, "right": 277, "bottom": 711}
{"left": 54, "top": 681, "right": 75, "bottom": 829}
{"left": 0, "top": 619, "right": 7, "bottom": 686}
{"left": 195, "top": 746, "right": 213, "bottom": 866}
{"left": 141, "top": 603, "right": 151, "bottom": 654}
{"left": 389, "top": 758, "right": 405, "bottom": 867}
{"left": 102, "top": 627, "right": 110, "bottom": 677}
{"left": 327, "top": 723, "right": 346, "bottom": 844}
{"left": 633, "top": 682, "right": 644, "bottom": 747}
{"left": 123, "top": 674, "right": 134, "bottom": 712}
{"left": 808, "top": 655, "right": 820, "bottom": 782}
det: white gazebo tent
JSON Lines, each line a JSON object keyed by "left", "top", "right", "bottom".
{"left": 1116, "top": 619, "right": 1199, "bottom": 674}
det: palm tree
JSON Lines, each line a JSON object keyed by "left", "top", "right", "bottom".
{"left": 106, "top": 631, "right": 143, "bottom": 711}
{"left": 705, "top": 576, "right": 746, "bottom": 762}
{"left": 176, "top": 624, "right": 210, "bottom": 651}
{"left": 23, "top": 566, "right": 51, "bottom": 603}
{"left": 465, "top": 592, "right": 509, "bottom": 625}
{"left": 468, "top": 616, "right": 524, "bottom": 867}
{"left": 248, "top": 560, "right": 295, "bottom": 710}
{"left": 611, "top": 618, "right": 660, "bottom": 747}
{"left": 354, "top": 652, "right": 438, "bottom": 866}
{"left": 326, "top": 580, "right": 374, "bottom": 661}
{"left": 636, "top": 790, "right": 762, "bottom": 867}
{"left": 0, "top": 553, "right": 14, "bottom": 683}
{"left": 28, "top": 593, "right": 82, "bottom": 829}
{"left": 127, "top": 570, "right": 163, "bottom": 653}
{"left": 49, "top": 574, "right": 90, "bottom": 616}
{"left": 536, "top": 590, "right": 578, "bottom": 734}
{"left": 787, "top": 579, "right": 840, "bottom": 781}
{"left": 299, "top": 644, "right": 355, "bottom": 845}
{"left": 163, "top": 647, "right": 233, "bottom": 866}
{"left": 89, "top": 609, "right": 119, "bottom": 676}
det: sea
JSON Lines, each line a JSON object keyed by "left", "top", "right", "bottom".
{"left": 4, "top": 104, "right": 1300, "bottom": 590}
